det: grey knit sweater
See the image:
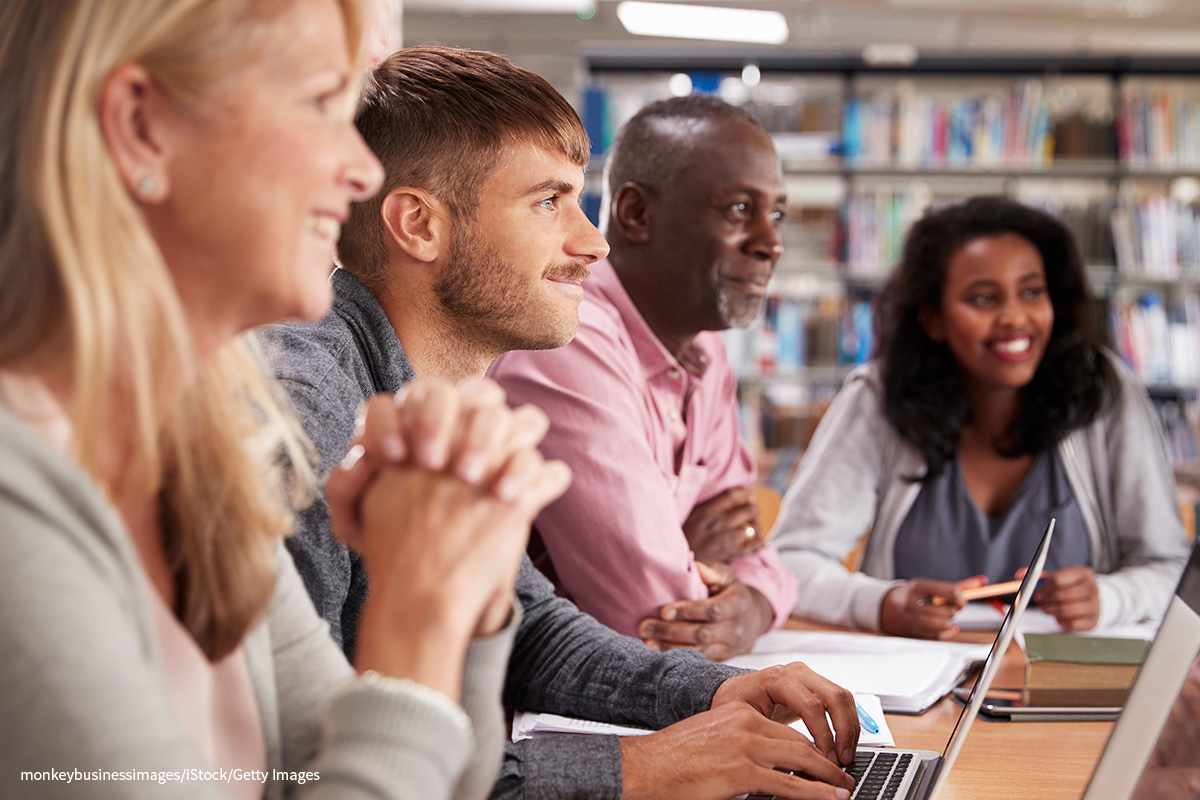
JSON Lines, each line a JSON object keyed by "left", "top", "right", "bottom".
{"left": 264, "top": 268, "right": 745, "bottom": 800}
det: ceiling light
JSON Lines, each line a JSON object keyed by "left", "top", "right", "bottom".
{"left": 862, "top": 43, "right": 918, "bottom": 66}
{"left": 616, "top": 1, "right": 789, "bottom": 45}
{"left": 742, "top": 63, "right": 762, "bottom": 88}
{"left": 404, "top": 0, "right": 588, "bottom": 12}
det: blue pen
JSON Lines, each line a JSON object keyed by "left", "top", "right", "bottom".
{"left": 856, "top": 701, "right": 879, "bottom": 734}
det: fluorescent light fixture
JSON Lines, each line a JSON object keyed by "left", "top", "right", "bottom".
{"left": 404, "top": 0, "right": 587, "bottom": 12}
{"left": 862, "top": 43, "right": 918, "bottom": 66}
{"left": 616, "top": 1, "right": 789, "bottom": 45}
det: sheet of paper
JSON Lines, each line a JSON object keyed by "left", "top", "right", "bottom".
{"left": 512, "top": 711, "right": 652, "bottom": 740}
{"left": 953, "top": 603, "right": 1161, "bottom": 641}
{"left": 750, "top": 628, "right": 989, "bottom": 659}
{"left": 512, "top": 693, "right": 895, "bottom": 747}
{"left": 728, "top": 650, "right": 954, "bottom": 699}
{"left": 794, "top": 692, "right": 893, "bottom": 747}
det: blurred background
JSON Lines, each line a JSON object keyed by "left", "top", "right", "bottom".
{"left": 384, "top": 0, "right": 1200, "bottom": 526}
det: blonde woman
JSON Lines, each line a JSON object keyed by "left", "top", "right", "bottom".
{"left": 0, "top": 1, "right": 568, "bottom": 798}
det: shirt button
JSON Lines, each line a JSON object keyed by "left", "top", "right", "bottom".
{"left": 668, "top": 368, "right": 681, "bottom": 380}
{"left": 668, "top": 409, "right": 680, "bottom": 421}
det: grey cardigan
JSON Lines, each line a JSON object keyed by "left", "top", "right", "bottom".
{"left": 0, "top": 401, "right": 517, "bottom": 799}
{"left": 264, "top": 268, "right": 743, "bottom": 800}
{"left": 772, "top": 360, "right": 1191, "bottom": 632}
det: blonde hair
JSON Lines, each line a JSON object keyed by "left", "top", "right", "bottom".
{"left": 0, "top": 0, "right": 366, "bottom": 660}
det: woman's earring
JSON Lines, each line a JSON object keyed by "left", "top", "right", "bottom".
{"left": 136, "top": 175, "right": 156, "bottom": 199}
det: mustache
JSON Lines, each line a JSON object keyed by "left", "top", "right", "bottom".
{"left": 543, "top": 259, "right": 593, "bottom": 282}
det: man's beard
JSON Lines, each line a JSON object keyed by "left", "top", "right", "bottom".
{"left": 716, "top": 279, "right": 767, "bottom": 329}
{"left": 433, "top": 218, "right": 590, "bottom": 352}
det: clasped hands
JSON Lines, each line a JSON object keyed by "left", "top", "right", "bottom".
{"left": 325, "top": 377, "right": 570, "bottom": 700}
{"left": 638, "top": 487, "right": 773, "bottom": 660}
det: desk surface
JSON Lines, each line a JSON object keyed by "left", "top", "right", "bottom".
{"left": 884, "top": 633, "right": 1110, "bottom": 799}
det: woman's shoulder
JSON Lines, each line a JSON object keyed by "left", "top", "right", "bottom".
{"left": 0, "top": 406, "right": 146, "bottom": 594}
{"left": 835, "top": 361, "right": 887, "bottom": 409}
{"left": 1068, "top": 347, "right": 1161, "bottom": 440}
{"left": 810, "top": 361, "right": 896, "bottom": 444}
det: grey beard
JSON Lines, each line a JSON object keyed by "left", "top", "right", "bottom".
{"left": 717, "top": 285, "right": 766, "bottom": 329}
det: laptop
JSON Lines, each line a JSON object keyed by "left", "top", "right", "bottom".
{"left": 749, "top": 517, "right": 1056, "bottom": 800}
{"left": 1080, "top": 535, "right": 1200, "bottom": 800}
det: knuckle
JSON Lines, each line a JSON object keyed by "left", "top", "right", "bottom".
{"left": 796, "top": 693, "right": 823, "bottom": 715}
{"left": 759, "top": 664, "right": 786, "bottom": 684}
{"left": 515, "top": 403, "right": 550, "bottom": 430}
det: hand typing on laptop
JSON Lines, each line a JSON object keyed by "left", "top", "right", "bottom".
{"left": 618, "top": 662, "right": 860, "bottom": 800}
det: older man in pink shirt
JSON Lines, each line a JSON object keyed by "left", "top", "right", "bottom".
{"left": 490, "top": 95, "right": 797, "bottom": 660}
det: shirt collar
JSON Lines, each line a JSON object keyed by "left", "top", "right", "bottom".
{"left": 588, "top": 260, "right": 712, "bottom": 380}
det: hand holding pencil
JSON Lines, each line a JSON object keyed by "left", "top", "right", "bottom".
{"left": 880, "top": 575, "right": 989, "bottom": 639}
{"left": 916, "top": 578, "right": 1027, "bottom": 607}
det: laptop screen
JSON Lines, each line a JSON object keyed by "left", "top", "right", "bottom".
{"left": 1083, "top": 540, "right": 1200, "bottom": 800}
{"left": 925, "top": 518, "right": 1055, "bottom": 797}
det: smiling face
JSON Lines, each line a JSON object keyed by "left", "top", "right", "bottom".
{"left": 147, "top": 0, "right": 384, "bottom": 342}
{"left": 433, "top": 141, "right": 609, "bottom": 351}
{"left": 924, "top": 233, "right": 1055, "bottom": 395}
{"left": 647, "top": 116, "right": 786, "bottom": 332}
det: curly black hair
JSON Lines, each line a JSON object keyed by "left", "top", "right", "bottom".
{"left": 872, "top": 195, "right": 1119, "bottom": 479}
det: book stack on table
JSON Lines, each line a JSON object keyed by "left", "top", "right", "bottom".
{"left": 1023, "top": 633, "right": 1150, "bottom": 706}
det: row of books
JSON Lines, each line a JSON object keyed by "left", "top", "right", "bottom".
{"left": 1109, "top": 291, "right": 1200, "bottom": 388}
{"left": 1118, "top": 87, "right": 1200, "bottom": 168}
{"left": 1111, "top": 197, "right": 1200, "bottom": 277}
{"left": 727, "top": 288, "right": 1200, "bottom": 389}
{"left": 724, "top": 296, "right": 874, "bottom": 377}
{"left": 843, "top": 79, "right": 1056, "bottom": 168}
{"left": 842, "top": 187, "right": 932, "bottom": 276}
{"left": 839, "top": 191, "right": 1200, "bottom": 277}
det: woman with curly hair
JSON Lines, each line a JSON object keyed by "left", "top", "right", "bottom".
{"left": 772, "top": 196, "right": 1189, "bottom": 639}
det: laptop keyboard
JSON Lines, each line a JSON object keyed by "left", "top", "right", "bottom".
{"left": 847, "top": 750, "right": 915, "bottom": 800}
{"left": 744, "top": 750, "right": 919, "bottom": 800}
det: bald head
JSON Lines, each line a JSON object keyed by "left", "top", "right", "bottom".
{"left": 602, "top": 95, "right": 767, "bottom": 235}
{"left": 600, "top": 96, "right": 784, "bottom": 354}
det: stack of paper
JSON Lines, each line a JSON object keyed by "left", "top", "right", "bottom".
{"left": 512, "top": 693, "right": 895, "bottom": 747}
{"left": 953, "top": 603, "right": 1161, "bottom": 642}
{"left": 725, "top": 630, "right": 991, "bottom": 715}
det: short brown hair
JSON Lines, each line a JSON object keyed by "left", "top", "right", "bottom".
{"left": 338, "top": 46, "right": 589, "bottom": 291}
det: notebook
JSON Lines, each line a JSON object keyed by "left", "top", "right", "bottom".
{"left": 749, "top": 517, "right": 1056, "bottom": 800}
{"left": 727, "top": 630, "right": 990, "bottom": 714}
{"left": 1080, "top": 535, "right": 1200, "bottom": 800}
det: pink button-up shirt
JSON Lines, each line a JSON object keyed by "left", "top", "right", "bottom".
{"left": 490, "top": 260, "right": 797, "bottom": 638}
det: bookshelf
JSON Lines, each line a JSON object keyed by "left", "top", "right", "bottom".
{"left": 583, "top": 51, "right": 1200, "bottom": 462}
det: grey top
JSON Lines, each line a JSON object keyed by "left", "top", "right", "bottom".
{"left": 263, "top": 268, "right": 742, "bottom": 800}
{"left": 0, "top": 399, "right": 518, "bottom": 800}
{"left": 893, "top": 448, "right": 1090, "bottom": 582}
{"left": 771, "top": 359, "right": 1191, "bottom": 632}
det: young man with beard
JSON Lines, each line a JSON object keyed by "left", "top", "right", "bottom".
{"left": 266, "top": 47, "right": 858, "bottom": 800}
{"left": 490, "top": 96, "right": 797, "bottom": 661}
